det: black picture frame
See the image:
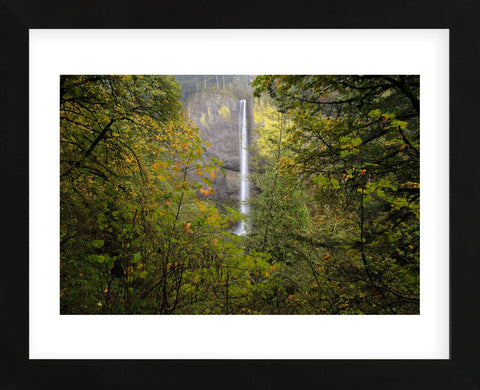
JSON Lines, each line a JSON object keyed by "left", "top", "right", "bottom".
{"left": 2, "top": 0, "right": 479, "bottom": 388}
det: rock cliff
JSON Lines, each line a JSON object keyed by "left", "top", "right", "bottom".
{"left": 181, "top": 84, "right": 254, "bottom": 201}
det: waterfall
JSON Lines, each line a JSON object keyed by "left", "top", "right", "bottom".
{"left": 235, "top": 99, "right": 249, "bottom": 235}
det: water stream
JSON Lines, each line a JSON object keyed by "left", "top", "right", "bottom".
{"left": 235, "top": 99, "right": 249, "bottom": 235}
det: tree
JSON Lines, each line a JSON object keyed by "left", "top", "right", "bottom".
{"left": 248, "top": 97, "right": 310, "bottom": 261}
{"left": 252, "top": 75, "right": 420, "bottom": 314}
{"left": 60, "top": 75, "right": 258, "bottom": 314}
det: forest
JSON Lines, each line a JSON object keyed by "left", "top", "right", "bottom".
{"left": 60, "top": 74, "right": 420, "bottom": 315}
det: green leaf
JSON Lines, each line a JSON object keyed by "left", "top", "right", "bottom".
{"left": 91, "top": 239, "right": 104, "bottom": 248}
{"left": 391, "top": 119, "right": 407, "bottom": 130}
{"left": 351, "top": 137, "right": 362, "bottom": 147}
{"left": 88, "top": 255, "right": 105, "bottom": 264}
{"left": 133, "top": 253, "right": 142, "bottom": 263}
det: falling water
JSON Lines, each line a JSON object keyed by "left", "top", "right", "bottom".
{"left": 235, "top": 99, "right": 249, "bottom": 235}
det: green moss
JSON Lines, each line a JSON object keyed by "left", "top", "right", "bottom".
{"left": 199, "top": 113, "right": 210, "bottom": 129}
{"left": 218, "top": 105, "right": 231, "bottom": 121}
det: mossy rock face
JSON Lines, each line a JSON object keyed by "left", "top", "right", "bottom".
{"left": 183, "top": 87, "right": 259, "bottom": 201}
{"left": 185, "top": 91, "right": 240, "bottom": 170}
{"left": 184, "top": 91, "right": 242, "bottom": 200}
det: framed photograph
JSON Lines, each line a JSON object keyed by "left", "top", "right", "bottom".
{"left": 2, "top": 1, "right": 478, "bottom": 388}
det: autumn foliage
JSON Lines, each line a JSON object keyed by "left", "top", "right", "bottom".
{"left": 60, "top": 75, "right": 419, "bottom": 314}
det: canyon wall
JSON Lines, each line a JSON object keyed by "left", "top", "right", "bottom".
{"left": 178, "top": 76, "right": 255, "bottom": 201}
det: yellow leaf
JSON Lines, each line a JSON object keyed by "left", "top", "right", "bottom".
{"left": 199, "top": 188, "right": 210, "bottom": 196}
